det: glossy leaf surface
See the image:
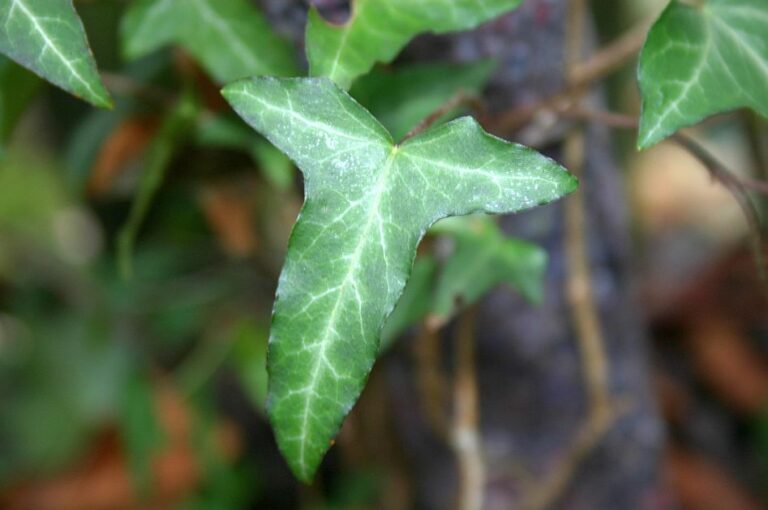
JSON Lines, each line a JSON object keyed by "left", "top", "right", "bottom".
{"left": 306, "top": 0, "right": 520, "bottom": 88}
{"left": 222, "top": 76, "right": 576, "bottom": 481}
{"left": 638, "top": 0, "right": 768, "bottom": 148}
{"left": 0, "top": 0, "right": 111, "bottom": 107}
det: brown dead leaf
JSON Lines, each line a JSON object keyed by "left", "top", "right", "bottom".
{"left": 666, "top": 447, "right": 761, "bottom": 510}
{"left": 88, "top": 117, "right": 159, "bottom": 197}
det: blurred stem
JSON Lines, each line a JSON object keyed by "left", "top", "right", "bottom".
{"left": 117, "top": 91, "right": 197, "bottom": 279}
{"left": 415, "top": 323, "right": 449, "bottom": 439}
{"left": 564, "top": 0, "right": 612, "bottom": 433}
{"left": 490, "top": 15, "right": 650, "bottom": 134}
{"left": 403, "top": 91, "right": 484, "bottom": 142}
{"left": 522, "top": 2, "right": 616, "bottom": 508}
{"left": 452, "top": 305, "right": 485, "bottom": 510}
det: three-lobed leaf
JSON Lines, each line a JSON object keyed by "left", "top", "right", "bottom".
{"left": 638, "top": 0, "right": 768, "bottom": 148}
{"left": 121, "top": 0, "right": 297, "bottom": 83}
{"left": 222, "top": 77, "right": 576, "bottom": 481}
{"left": 0, "top": 0, "right": 111, "bottom": 107}
{"left": 307, "top": 0, "right": 521, "bottom": 89}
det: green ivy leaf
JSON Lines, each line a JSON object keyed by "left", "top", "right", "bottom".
{"left": 350, "top": 60, "right": 496, "bottom": 141}
{"left": 430, "top": 215, "right": 546, "bottom": 323}
{"left": 306, "top": 0, "right": 521, "bottom": 89}
{"left": 121, "top": 0, "right": 297, "bottom": 83}
{"left": 222, "top": 76, "right": 576, "bottom": 481}
{"left": 0, "top": 0, "right": 112, "bottom": 108}
{"left": 638, "top": 0, "right": 768, "bottom": 149}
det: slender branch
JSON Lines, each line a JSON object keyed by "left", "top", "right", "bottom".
{"left": 521, "top": 4, "right": 615, "bottom": 508}
{"left": 414, "top": 324, "right": 449, "bottom": 439}
{"left": 569, "top": 20, "right": 651, "bottom": 85}
{"left": 403, "top": 91, "right": 484, "bottom": 142}
{"left": 673, "top": 133, "right": 766, "bottom": 280}
{"left": 560, "top": 107, "right": 768, "bottom": 198}
{"left": 520, "top": 409, "right": 617, "bottom": 510}
{"left": 451, "top": 306, "right": 485, "bottom": 510}
{"left": 489, "top": 17, "right": 649, "bottom": 134}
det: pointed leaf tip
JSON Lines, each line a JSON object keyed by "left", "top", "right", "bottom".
{"left": 0, "top": 0, "right": 112, "bottom": 108}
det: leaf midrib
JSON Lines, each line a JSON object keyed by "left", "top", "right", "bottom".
{"left": 295, "top": 146, "right": 398, "bottom": 478}
{"left": 7, "top": 0, "right": 99, "bottom": 98}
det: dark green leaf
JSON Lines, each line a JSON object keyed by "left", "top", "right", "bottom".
{"left": 430, "top": 215, "right": 546, "bottom": 324}
{"left": 0, "top": 57, "right": 41, "bottom": 154}
{"left": 121, "top": 0, "right": 298, "bottom": 83}
{"left": 306, "top": 0, "right": 521, "bottom": 88}
{"left": 0, "top": 0, "right": 112, "bottom": 107}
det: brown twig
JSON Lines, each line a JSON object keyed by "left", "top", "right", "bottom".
{"left": 520, "top": 408, "right": 618, "bottom": 510}
{"left": 403, "top": 91, "right": 484, "bottom": 142}
{"left": 414, "top": 324, "right": 449, "bottom": 439}
{"left": 560, "top": 107, "right": 768, "bottom": 198}
{"left": 489, "top": 17, "right": 650, "bottom": 134}
{"left": 673, "top": 133, "right": 767, "bottom": 280}
{"left": 520, "top": 3, "right": 615, "bottom": 508}
{"left": 451, "top": 306, "right": 485, "bottom": 510}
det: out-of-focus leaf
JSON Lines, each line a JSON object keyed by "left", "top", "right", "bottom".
{"left": 195, "top": 114, "right": 294, "bottom": 190}
{"left": 638, "top": 0, "right": 768, "bottom": 148}
{"left": 121, "top": 0, "right": 298, "bottom": 83}
{"left": 0, "top": 0, "right": 112, "bottom": 107}
{"left": 121, "top": 372, "right": 164, "bottom": 496}
{"left": 117, "top": 92, "right": 197, "bottom": 279}
{"left": 351, "top": 60, "right": 496, "bottom": 141}
{"left": 306, "top": 0, "right": 520, "bottom": 89}
{"left": 0, "top": 152, "right": 69, "bottom": 245}
{"left": 0, "top": 313, "right": 131, "bottom": 483}
{"left": 231, "top": 319, "right": 269, "bottom": 412}
{"left": 223, "top": 76, "right": 575, "bottom": 481}
{"left": 379, "top": 255, "right": 437, "bottom": 351}
{"left": 0, "top": 56, "right": 41, "bottom": 154}
{"left": 430, "top": 215, "right": 546, "bottom": 324}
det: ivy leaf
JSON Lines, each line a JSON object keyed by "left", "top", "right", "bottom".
{"left": 0, "top": 0, "right": 112, "bottom": 108}
{"left": 638, "top": 0, "right": 768, "bottom": 149}
{"left": 121, "top": 0, "right": 297, "bottom": 83}
{"left": 430, "top": 215, "right": 546, "bottom": 324}
{"left": 306, "top": 0, "right": 521, "bottom": 89}
{"left": 222, "top": 76, "right": 576, "bottom": 481}
{"left": 350, "top": 60, "right": 496, "bottom": 141}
